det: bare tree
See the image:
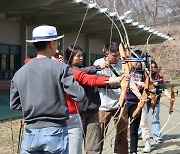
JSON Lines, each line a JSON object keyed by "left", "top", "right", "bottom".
{"left": 164, "top": 0, "right": 180, "bottom": 16}
{"left": 96, "top": 0, "right": 179, "bottom": 24}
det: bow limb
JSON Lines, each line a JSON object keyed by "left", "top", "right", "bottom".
{"left": 67, "top": 7, "right": 89, "bottom": 64}
{"left": 132, "top": 72, "right": 149, "bottom": 118}
{"left": 169, "top": 84, "right": 175, "bottom": 114}
{"left": 146, "top": 33, "right": 154, "bottom": 79}
{"left": 17, "top": 119, "right": 24, "bottom": 153}
{"left": 113, "top": 0, "right": 138, "bottom": 59}
{"left": 113, "top": 0, "right": 130, "bottom": 48}
{"left": 144, "top": 71, "right": 157, "bottom": 115}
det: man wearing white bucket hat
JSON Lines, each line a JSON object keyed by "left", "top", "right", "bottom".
{"left": 10, "top": 25, "right": 87, "bottom": 154}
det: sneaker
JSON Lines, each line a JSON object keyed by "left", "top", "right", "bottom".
{"left": 156, "top": 139, "right": 163, "bottom": 143}
{"left": 143, "top": 141, "right": 151, "bottom": 153}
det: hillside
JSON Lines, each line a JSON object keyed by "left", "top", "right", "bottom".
{"left": 137, "top": 24, "right": 180, "bottom": 80}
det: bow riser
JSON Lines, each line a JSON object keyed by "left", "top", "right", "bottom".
{"left": 144, "top": 71, "right": 157, "bottom": 115}
{"left": 118, "top": 43, "right": 131, "bottom": 107}
{"left": 148, "top": 83, "right": 157, "bottom": 115}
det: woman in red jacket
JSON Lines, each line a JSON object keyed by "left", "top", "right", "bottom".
{"left": 54, "top": 50, "right": 123, "bottom": 154}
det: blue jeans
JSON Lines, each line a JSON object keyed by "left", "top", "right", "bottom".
{"left": 22, "top": 126, "right": 69, "bottom": 154}
{"left": 147, "top": 102, "right": 163, "bottom": 141}
{"left": 66, "top": 114, "right": 83, "bottom": 154}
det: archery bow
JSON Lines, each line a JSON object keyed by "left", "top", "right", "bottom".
{"left": 113, "top": 0, "right": 146, "bottom": 126}
{"left": 157, "top": 80, "right": 176, "bottom": 137}
{"left": 17, "top": 119, "right": 24, "bottom": 154}
{"left": 145, "top": 33, "right": 158, "bottom": 114}
{"left": 169, "top": 83, "right": 175, "bottom": 114}
{"left": 132, "top": 71, "right": 150, "bottom": 118}
{"left": 112, "top": 0, "right": 132, "bottom": 109}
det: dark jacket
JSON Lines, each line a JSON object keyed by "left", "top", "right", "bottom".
{"left": 73, "top": 65, "right": 102, "bottom": 113}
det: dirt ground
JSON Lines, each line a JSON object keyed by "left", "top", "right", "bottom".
{"left": 0, "top": 119, "right": 22, "bottom": 154}
{"left": 99, "top": 83, "right": 180, "bottom": 154}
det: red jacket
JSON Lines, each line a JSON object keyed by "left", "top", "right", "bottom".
{"left": 67, "top": 69, "right": 109, "bottom": 114}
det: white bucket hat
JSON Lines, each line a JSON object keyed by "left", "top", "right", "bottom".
{"left": 26, "top": 25, "right": 64, "bottom": 43}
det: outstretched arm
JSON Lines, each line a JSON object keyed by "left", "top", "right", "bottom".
{"left": 72, "top": 68, "right": 123, "bottom": 87}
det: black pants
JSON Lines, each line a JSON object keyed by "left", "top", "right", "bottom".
{"left": 127, "top": 103, "right": 142, "bottom": 153}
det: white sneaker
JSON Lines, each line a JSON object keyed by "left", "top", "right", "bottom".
{"left": 143, "top": 140, "right": 151, "bottom": 153}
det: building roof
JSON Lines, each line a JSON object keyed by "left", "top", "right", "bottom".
{"left": 0, "top": 0, "right": 172, "bottom": 45}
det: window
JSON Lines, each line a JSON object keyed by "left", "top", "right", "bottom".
{"left": 1, "top": 54, "right": 7, "bottom": 69}
{"left": 0, "top": 44, "right": 21, "bottom": 80}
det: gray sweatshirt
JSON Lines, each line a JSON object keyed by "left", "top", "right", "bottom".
{"left": 10, "top": 57, "right": 86, "bottom": 129}
{"left": 94, "top": 58, "right": 122, "bottom": 111}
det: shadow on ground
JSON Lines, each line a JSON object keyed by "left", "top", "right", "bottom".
{"left": 150, "top": 134, "right": 180, "bottom": 153}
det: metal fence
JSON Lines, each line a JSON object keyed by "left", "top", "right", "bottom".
{"left": 146, "top": 15, "right": 180, "bottom": 27}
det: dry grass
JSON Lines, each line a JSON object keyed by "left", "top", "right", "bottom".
{"left": 0, "top": 119, "right": 23, "bottom": 154}
{"left": 138, "top": 24, "right": 180, "bottom": 80}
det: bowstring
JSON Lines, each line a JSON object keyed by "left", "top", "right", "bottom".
{"left": 65, "top": 7, "right": 90, "bottom": 150}
{"left": 113, "top": 0, "right": 129, "bottom": 47}
{"left": 78, "top": 0, "right": 151, "bottom": 149}
{"left": 93, "top": 0, "right": 126, "bottom": 142}
{"left": 67, "top": 0, "right": 123, "bottom": 149}
{"left": 110, "top": 115, "right": 135, "bottom": 146}
{"left": 103, "top": 10, "right": 115, "bottom": 142}
{"left": 158, "top": 82, "right": 178, "bottom": 135}
{"left": 113, "top": 0, "right": 137, "bottom": 143}
{"left": 67, "top": 8, "right": 89, "bottom": 65}
{"left": 146, "top": 32, "right": 154, "bottom": 80}
{"left": 144, "top": 32, "right": 166, "bottom": 139}
{"left": 66, "top": 3, "right": 127, "bottom": 149}
{"left": 162, "top": 120, "right": 180, "bottom": 136}
{"left": 94, "top": 0, "right": 122, "bottom": 42}
{"left": 158, "top": 114, "right": 170, "bottom": 137}
{"left": 113, "top": 0, "right": 146, "bottom": 90}
{"left": 158, "top": 82, "right": 176, "bottom": 136}
{"left": 113, "top": 1, "right": 171, "bottom": 146}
